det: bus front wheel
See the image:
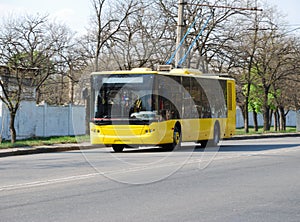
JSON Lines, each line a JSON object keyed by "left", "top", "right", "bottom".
{"left": 112, "top": 145, "right": 124, "bottom": 152}
{"left": 162, "top": 124, "right": 181, "bottom": 151}
{"left": 199, "top": 140, "right": 208, "bottom": 148}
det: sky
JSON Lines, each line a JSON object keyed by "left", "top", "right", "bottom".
{"left": 0, "top": 0, "right": 91, "bottom": 34}
{"left": 266, "top": 0, "right": 300, "bottom": 26}
{"left": 0, "top": 0, "right": 299, "bottom": 34}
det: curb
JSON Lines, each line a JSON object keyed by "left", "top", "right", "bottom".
{"left": 0, "top": 133, "right": 299, "bottom": 158}
{"left": 225, "top": 132, "right": 300, "bottom": 140}
{"left": 0, "top": 143, "right": 104, "bottom": 158}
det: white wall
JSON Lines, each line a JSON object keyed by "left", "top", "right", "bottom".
{"left": 297, "top": 111, "right": 300, "bottom": 132}
{"left": 0, "top": 101, "right": 86, "bottom": 140}
{"left": 236, "top": 107, "right": 298, "bottom": 128}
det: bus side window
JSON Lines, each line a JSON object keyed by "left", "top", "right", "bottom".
{"left": 158, "top": 95, "right": 180, "bottom": 120}
{"left": 160, "top": 110, "right": 167, "bottom": 120}
{"left": 170, "top": 109, "right": 180, "bottom": 119}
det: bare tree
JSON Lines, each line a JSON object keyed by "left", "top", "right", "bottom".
{"left": 106, "top": 0, "right": 174, "bottom": 70}
{"left": 0, "top": 66, "right": 38, "bottom": 143}
{"left": 103, "top": 0, "right": 258, "bottom": 70}
{"left": 271, "top": 36, "right": 300, "bottom": 130}
{"left": 226, "top": 0, "right": 263, "bottom": 133}
{"left": 0, "top": 14, "right": 73, "bottom": 142}
{"left": 226, "top": 2, "right": 300, "bottom": 132}
{"left": 56, "top": 40, "right": 90, "bottom": 104}
{"left": 86, "top": 0, "right": 141, "bottom": 71}
{"left": 250, "top": 27, "right": 298, "bottom": 131}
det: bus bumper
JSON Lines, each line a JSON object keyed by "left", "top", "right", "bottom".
{"left": 90, "top": 122, "right": 174, "bottom": 146}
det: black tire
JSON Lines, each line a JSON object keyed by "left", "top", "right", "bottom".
{"left": 199, "top": 140, "right": 208, "bottom": 148}
{"left": 162, "top": 124, "right": 181, "bottom": 151}
{"left": 197, "top": 123, "right": 220, "bottom": 148}
{"left": 208, "top": 123, "right": 220, "bottom": 147}
{"left": 112, "top": 145, "right": 125, "bottom": 152}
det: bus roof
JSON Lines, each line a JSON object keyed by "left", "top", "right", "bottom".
{"left": 91, "top": 67, "right": 233, "bottom": 81}
{"left": 91, "top": 68, "right": 157, "bottom": 75}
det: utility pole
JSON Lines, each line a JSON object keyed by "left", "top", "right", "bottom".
{"left": 174, "top": 1, "right": 262, "bottom": 68}
{"left": 175, "top": 0, "right": 186, "bottom": 67}
{"left": 173, "top": 1, "right": 263, "bottom": 68}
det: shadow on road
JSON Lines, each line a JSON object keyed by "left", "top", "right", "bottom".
{"left": 104, "top": 142, "right": 300, "bottom": 154}
{"left": 217, "top": 143, "right": 300, "bottom": 152}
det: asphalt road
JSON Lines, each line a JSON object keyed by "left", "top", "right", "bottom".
{"left": 1, "top": 137, "right": 300, "bottom": 222}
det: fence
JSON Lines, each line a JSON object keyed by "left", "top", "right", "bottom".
{"left": 297, "top": 111, "right": 300, "bottom": 132}
{"left": 236, "top": 107, "right": 298, "bottom": 129}
{"left": 0, "top": 101, "right": 86, "bottom": 140}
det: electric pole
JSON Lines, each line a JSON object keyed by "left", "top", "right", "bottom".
{"left": 174, "top": 1, "right": 262, "bottom": 68}
{"left": 175, "top": 0, "right": 186, "bottom": 67}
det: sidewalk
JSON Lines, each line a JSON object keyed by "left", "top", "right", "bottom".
{"left": 225, "top": 132, "right": 300, "bottom": 140}
{"left": 0, "top": 142, "right": 102, "bottom": 158}
{"left": 0, "top": 133, "right": 299, "bottom": 158}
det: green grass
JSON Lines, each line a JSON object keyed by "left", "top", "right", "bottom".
{"left": 235, "top": 126, "right": 297, "bottom": 135}
{"left": 0, "top": 135, "right": 90, "bottom": 149}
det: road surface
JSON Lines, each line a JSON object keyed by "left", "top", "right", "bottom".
{"left": 1, "top": 137, "right": 300, "bottom": 222}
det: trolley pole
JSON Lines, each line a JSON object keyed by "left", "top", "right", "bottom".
{"left": 175, "top": 0, "right": 186, "bottom": 67}
{"left": 174, "top": 1, "right": 262, "bottom": 68}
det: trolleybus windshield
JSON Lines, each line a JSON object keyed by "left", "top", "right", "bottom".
{"left": 91, "top": 74, "right": 158, "bottom": 124}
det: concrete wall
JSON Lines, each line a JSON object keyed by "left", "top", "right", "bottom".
{"left": 0, "top": 101, "right": 86, "bottom": 140}
{"left": 236, "top": 107, "right": 298, "bottom": 128}
{"left": 297, "top": 111, "right": 300, "bottom": 132}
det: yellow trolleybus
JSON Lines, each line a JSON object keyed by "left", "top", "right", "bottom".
{"left": 90, "top": 67, "right": 236, "bottom": 152}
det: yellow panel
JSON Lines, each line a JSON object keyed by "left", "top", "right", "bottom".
{"left": 90, "top": 120, "right": 177, "bottom": 146}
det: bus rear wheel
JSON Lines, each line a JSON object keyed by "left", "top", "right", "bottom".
{"left": 112, "top": 145, "right": 125, "bottom": 152}
{"left": 208, "top": 123, "right": 220, "bottom": 147}
{"left": 199, "top": 123, "right": 220, "bottom": 148}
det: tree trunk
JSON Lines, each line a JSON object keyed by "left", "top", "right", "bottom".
{"left": 9, "top": 112, "right": 17, "bottom": 143}
{"left": 253, "top": 110, "right": 258, "bottom": 131}
{"left": 244, "top": 108, "right": 249, "bottom": 133}
{"left": 274, "top": 109, "right": 279, "bottom": 131}
{"left": 269, "top": 109, "right": 273, "bottom": 130}
{"left": 279, "top": 106, "right": 286, "bottom": 131}
{"left": 262, "top": 86, "right": 271, "bottom": 131}
{"left": 35, "top": 88, "right": 41, "bottom": 104}
{"left": 244, "top": 83, "right": 251, "bottom": 133}
{"left": 69, "top": 78, "right": 74, "bottom": 104}
{"left": 263, "top": 106, "right": 270, "bottom": 131}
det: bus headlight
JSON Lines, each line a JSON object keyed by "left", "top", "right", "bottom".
{"left": 145, "top": 129, "right": 155, "bottom": 133}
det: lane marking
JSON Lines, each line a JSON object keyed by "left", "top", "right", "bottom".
{"left": 0, "top": 173, "right": 100, "bottom": 191}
